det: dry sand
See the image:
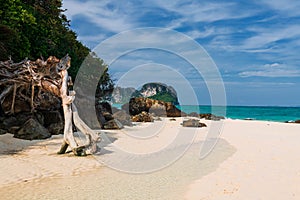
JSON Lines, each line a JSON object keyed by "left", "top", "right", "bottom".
{"left": 0, "top": 118, "right": 299, "bottom": 199}
{"left": 185, "top": 119, "right": 300, "bottom": 200}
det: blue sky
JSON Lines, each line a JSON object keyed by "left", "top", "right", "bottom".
{"left": 63, "top": 0, "right": 300, "bottom": 106}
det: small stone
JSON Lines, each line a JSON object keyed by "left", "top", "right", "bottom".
{"left": 182, "top": 119, "right": 207, "bottom": 128}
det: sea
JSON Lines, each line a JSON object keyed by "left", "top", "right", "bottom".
{"left": 177, "top": 105, "right": 300, "bottom": 122}
{"left": 113, "top": 104, "right": 300, "bottom": 123}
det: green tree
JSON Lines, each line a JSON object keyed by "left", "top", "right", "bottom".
{"left": 0, "top": 0, "right": 114, "bottom": 99}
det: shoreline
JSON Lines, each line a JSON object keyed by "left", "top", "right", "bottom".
{"left": 0, "top": 118, "right": 299, "bottom": 199}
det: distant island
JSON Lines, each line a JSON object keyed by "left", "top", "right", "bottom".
{"left": 112, "top": 82, "right": 179, "bottom": 105}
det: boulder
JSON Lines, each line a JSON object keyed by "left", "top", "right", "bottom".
{"left": 113, "top": 110, "right": 132, "bottom": 126}
{"left": 121, "top": 103, "right": 130, "bottom": 114}
{"left": 0, "top": 129, "right": 6, "bottom": 135}
{"left": 41, "top": 111, "right": 64, "bottom": 135}
{"left": 103, "top": 119, "right": 123, "bottom": 129}
{"left": 188, "top": 112, "right": 200, "bottom": 118}
{"left": 164, "top": 102, "right": 182, "bottom": 117}
{"left": 199, "top": 113, "right": 225, "bottom": 121}
{"left": 111, "top": 106, "right": 121, "bottom": 114}
{"left": 14, "top": 118, "right": 51, "bottom": 140}
{"left": 149, "top": 103, "right": 167, "bottom": 117}
{"left": 295, "top": 120, "right": 300, "bottom": 123}
{"left": 95, "top": 102, "right": 123, "bottom": 128}
{"left": 96, "top": 102, "right": 113, "bottom": 113}
{"left": 34, "top": 112, "right": 45, "bottom": 126}
{"left": 2, "top": 113, "right": 32, "bottom": 129}
{"left": 3, "top": 116, "right": 19, "bottom": 127}
{"left": 42, "top": 111, "right": 63, "bottom": 127}
{"left": 47, "top": 122, "right": 64, "bottom": 135}
{"left": 132, "top": 111, "right": 154, "bottom": 122}
{"left": 102, "top": 112, "right": 114, "bottom": 121}
{"left": 8, "top": 126, "right": 21, "bottom": 134}
{"left": 124, "top": 97, "right": 183, "bottom": 117}
{"left": 0, "top": 106, "right": 4, "bottom": 117}
{"left": 182, "top": 119, "right": 207, "bottom": 128}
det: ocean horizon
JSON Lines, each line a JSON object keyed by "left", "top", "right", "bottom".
{"left": 113, "top": 104, "right": 300, "bottom": 122}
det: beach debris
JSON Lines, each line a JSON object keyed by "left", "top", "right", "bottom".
{"left": 182, "top": 119, "right": 207, "bottom": 128}
{"left": 0, "top": 55, "right": 100, "bottom": 156}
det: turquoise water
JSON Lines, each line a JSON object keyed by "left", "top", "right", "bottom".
{"left": 113, "top": 103, "right": 300, "bottom": 122}
{"left": 177, "top": 105, "right": 300, "bottom": 122}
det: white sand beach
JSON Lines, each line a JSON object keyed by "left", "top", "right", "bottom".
{"left": 0, "top": 118, "right": 299, "bottom": 199}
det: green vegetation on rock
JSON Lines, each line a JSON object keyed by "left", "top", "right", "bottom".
{"left": 148, "top": 92, "right": 179, "bottom": 105}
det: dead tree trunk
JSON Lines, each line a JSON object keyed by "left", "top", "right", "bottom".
{"left": 0, "top": 55, "right": 100, "bottom": 156}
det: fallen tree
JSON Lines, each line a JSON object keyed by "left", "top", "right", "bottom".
{"left": 0, "top": 55, "right": 100, "bottom": 156}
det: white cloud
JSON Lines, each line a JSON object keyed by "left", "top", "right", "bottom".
{"left": 242, "top": 25, "right": 300, "bottom": 50}
{"left": 63, "top": 0, "right": 135, "bottom": 33}
{"left": 259, "top": 0, "right": 300, "bottom": 16}
{"left": 239, "top": 63, "right": 300, "bottom": 77}
{"left": 78, "top": 34, "right": 107, "bottom": 43}
{"left": 225, "top": 81, "right": 296, "bottom": 87}
{"left": 63, "top": 0, "right": 300, "bottom": 86}
{"left": 186, "top": 28, "right": 215, "bottom": 39}
{"left": 153, "top": 0, "right": 258, "bottom": 26}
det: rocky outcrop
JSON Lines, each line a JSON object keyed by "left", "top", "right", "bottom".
{"left": 137, "top": 83, "right": 179, "bottom": 105}
{"left": 112, "top": 87, "right": 136, "bottom": 104}
{"left": 182, "top": 119, "right": 207, "bottom": 128}
{"left": 132, "top": 111, "right": 154, "bottom": 122}
{"left": 0, "top": 110, "right": 64, "bottom": 140}
{"left": 112, "top": 83, "right": 179, "bottom": 105}
{"left": 95, "top": 102, "right": 134, "bottom": 129}
{"left": 123, "top": 97, "right": 183, "bottom": 117}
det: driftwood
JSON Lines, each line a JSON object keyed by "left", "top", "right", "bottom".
{"left": 0, "top": 55, "right": 100, "bottom": 156}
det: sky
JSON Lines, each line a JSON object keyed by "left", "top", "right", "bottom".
{"left": 63, "top": 0, "right": 300, "bottom": 106}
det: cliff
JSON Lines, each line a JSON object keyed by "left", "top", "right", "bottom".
{"left": 112, "top": 83, "right": 179, "bottom": 105}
